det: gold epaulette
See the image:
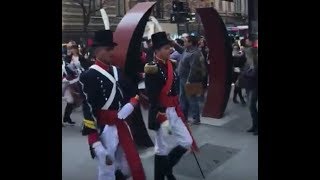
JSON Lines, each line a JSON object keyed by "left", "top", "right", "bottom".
{"left": 144, "top": 63, "right": 158, "bottom": 74}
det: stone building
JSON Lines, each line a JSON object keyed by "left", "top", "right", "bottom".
{"left": 62, "top": 0, "right": 249, "bottom": 42}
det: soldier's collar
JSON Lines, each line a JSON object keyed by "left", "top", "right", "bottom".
{"left": 155, "top": 55, "right": 167, "bottom": 64}
{"left": 95, "top": 60, "right": 110, "bottom": 71}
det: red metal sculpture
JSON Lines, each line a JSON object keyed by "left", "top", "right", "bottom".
{"left": 113, "top": 2, "right": 156, "bottom": 69}
{"left": 197, "top": 7, "right": 233, "bottom": 118}
{"left": 113, "top": 4, "right": 232, "bottom": 129}
{"left": 113, "top": 2, "right": 157, "bottom": 147}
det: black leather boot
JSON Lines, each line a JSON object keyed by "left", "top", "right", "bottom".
{"left": 252, "top": 118, "right": 258, "bottom": 135}
{"left": 166, "top": 145, "right": 188, "bottom": 180}
{"left": 115, "top": 170, "right": 126, "bottom": 180}
{"left": 247, "top": 118, "right": 258, "bottom": 133}
{"left": 63, "top": 103, "right": 75, "bottom": 125}
{"left": 168, "top": 145, "right": 188, "bottom": 167}
{"left": 247, "top": 127, "right": 255, "bottom": 132}
{"left": 233, "top": 87, "right": 239, "bottom": 104}
{"left": 233, "top": 97, "right": 239, "bottom": 104}
{"left": 154, "top": 155, "right": 166, "bottom": 180}
{"left": 239, "top": 94, "right": 246, "bottom": 105}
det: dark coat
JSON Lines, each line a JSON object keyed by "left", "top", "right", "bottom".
{"left": 232, "top": 53, "right": 246, "bottom": 83}
{"left": 144, "top": 61, "right": 179, "bottom": 130}
{"left": 79, "top": 66, "right": 137, "bottom": 135}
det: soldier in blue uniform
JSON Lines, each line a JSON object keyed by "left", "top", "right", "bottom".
{"left": 144, "top": 32, "right": 198, "bottom": 180}
{"left": 78, "top": 30, "right": 145, "bottom": 180}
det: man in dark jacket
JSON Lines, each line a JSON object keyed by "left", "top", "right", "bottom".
{"left": 232, "top": 44, "right": 247, "bottom": 104}
{"left": 244, "top": 47, "right": 258, "bottom": 135}
{"left": 173, "top": 35, "right": 205, "bottom": 125}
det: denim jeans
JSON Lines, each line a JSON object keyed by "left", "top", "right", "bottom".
{"left": 248, "top": 88, "right": 258, "bottom": 131}
{"left": 179, "top": 78, "right": 200, "bottom": 122}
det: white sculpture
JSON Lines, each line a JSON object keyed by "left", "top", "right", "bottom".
{"left": 144, "top": 16, "right": 163, "bottom": 39}
{"left": 100, "top": 8, "right": 110, "bottom": 30}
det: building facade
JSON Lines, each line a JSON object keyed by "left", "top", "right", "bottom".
{"left": 62, "top": 0, "right": 249, "bottom": 42}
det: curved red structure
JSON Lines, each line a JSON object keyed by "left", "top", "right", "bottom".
{"left": 197, "top": 7, "right": 233, "bottom": 118}
{"left": 113, "top": 2, "right": 156, "bottom": 70}
{"left": 113, "top": 2, "right": 157, "bottom": 147}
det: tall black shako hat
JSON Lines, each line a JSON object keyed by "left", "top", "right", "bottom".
{"left": 92, "top": 30, "right": 118, "bottom": 47}
{"left": 151, "top": 32, "right": 171, "bottom": 49}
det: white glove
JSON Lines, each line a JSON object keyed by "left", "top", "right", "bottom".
{"left": 62, "top": 78, "right": 69, "bottom": 83}
{"left": 117, "top": 103, "right": 134, "bottom": 120}
{"left": 161, "top": 120, "right": 172, "bottom": 136}
{"left": 92, "top": 141, "right": 113, "bottom": 165}
{"left": 234, "top": 67, "right": 240, "bottom": 73}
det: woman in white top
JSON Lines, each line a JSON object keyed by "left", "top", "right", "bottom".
{"left": 65, "top": 45, "right": 88, "bottom": 72}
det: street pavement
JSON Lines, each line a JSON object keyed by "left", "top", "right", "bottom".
{"left": 62, "top": 90, "right": 258, "bottom": 180}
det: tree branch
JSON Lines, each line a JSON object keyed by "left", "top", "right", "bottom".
{"left": 73, "top": 0, "right": 84, "bottom": 6}
{"left": 88, "top": 0, "right": 107, "bottom": 15}
{"left": 74, "top": 0, "right": 88, "bottom": 15}
{"left": 88, "top": 0, "right": 92, "bottom": 15}
{"left": 73, "top": 0, "right": 82, "bottom": 4}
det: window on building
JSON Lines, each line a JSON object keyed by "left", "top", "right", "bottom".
{"left": 219, "top": 0, "right": 223, "bottom": 11}
{"left": 238, "top": 0, "right": 242, "bottom": 13}
{"left": 228, "top": 2, "right": 231, "bottom": 12}
{"left": 244, "top": 0, "right": 248, "bottom": 15}
{"left": 154, "top": 0, "right": 164, "bottom": 18}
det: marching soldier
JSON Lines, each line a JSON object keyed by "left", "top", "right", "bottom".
{"left": 79, "top": 30, "right": 145, "bottom": 180}
{"left": 144, "top": 32, "right": 199, "bottom": 180}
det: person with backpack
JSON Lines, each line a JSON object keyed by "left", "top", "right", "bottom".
{"left": 173, "top": 35, "right": 207, "bottom": 125}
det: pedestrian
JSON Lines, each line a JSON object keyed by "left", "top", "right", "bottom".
{"left": 62, "top": 44, "right": 68, "bottom": 58}
{"left": 242, "top": 38, "right": 254, "bottom": 66}
{"left": 232, "top": 44, "right": 246, "bottom": 105}
{"left": 169, "top": 38, "right": 184, "bottom": 62}
{"left": 239, "top": 38, "right": 253, "bottom": 98}
{"left": 173, "top": 35, "right": 207, "bottom": 125}
{"left": 62, "top": 59, "right": 67, "bottom": 127}
{"left": 62, "top": 60, "right": 83, "bottom": 126}
{"left": 170, "top": 38, "right": 184, "bottom": 93}
{"left": 144, "top": 31, "right": 198, "bottom": 180}
{"left": 198, "top": 38, "right": 209, "bottom": 90}
{"left": 78, "top": 30, "right": 145, "bottom": 180}
{"left": 66, "top": 40, "right": 76, "bottom": 56}
{"left": 65, "top": 45, "right": 89, "bottom": 71}
{"left": 244, "top": 47, "right": 258, "bottom": 135}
